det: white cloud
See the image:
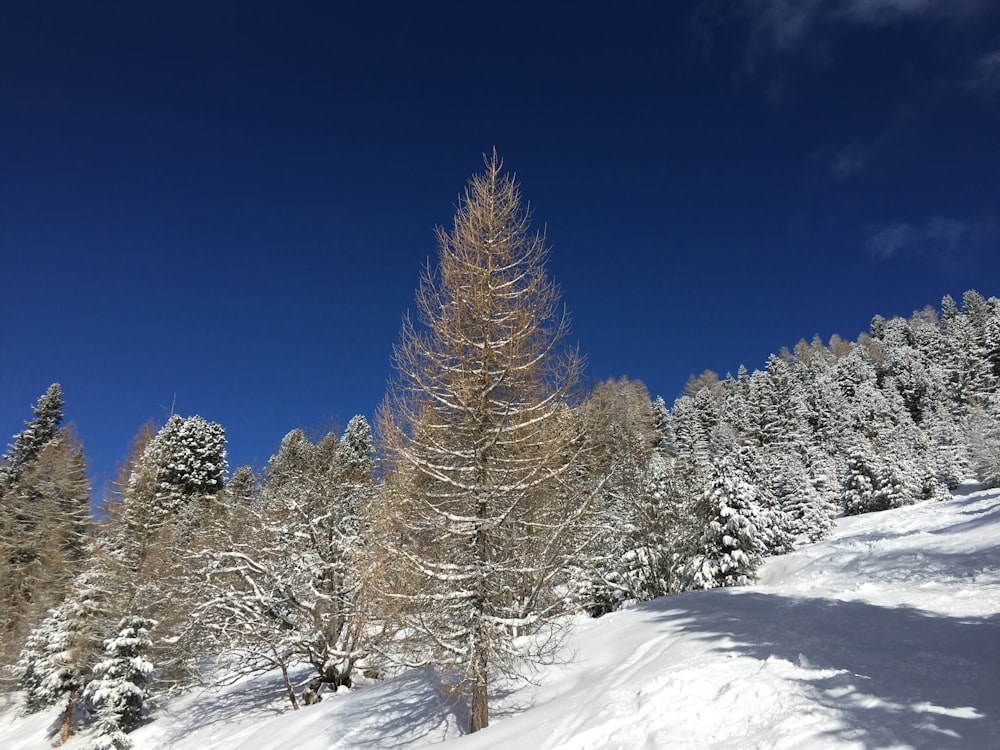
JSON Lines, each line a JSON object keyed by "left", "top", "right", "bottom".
{"left": 866, "top": 216, "right": 981, "bottom": 263}
{"left": 704, "top": 0, "right": 987, "bottom": 53}
{"left": 810, "top": 132, "right": 894, "bottom": 182}
{"left": 829, "top": 142, "right": 877, "bottom": 180}
{"left": 868, "top": 222, "right": 917, "bottom": 259}
{"left": 843, "top": 0, "right": 947, "bottom": 23}
{"left": 969, "top": 48, "right": 1000, "bottom": 97}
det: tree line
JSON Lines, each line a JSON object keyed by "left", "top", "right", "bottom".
{"left": 2, "top": 152, "right": 999, "bottom": 747}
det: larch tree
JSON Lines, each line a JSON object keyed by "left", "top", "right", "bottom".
{"left": 0, "top": 431, "right": 91, "bottom": 670}
{"left": 94, "top": 414, "right": 227, "bottom": 692}
{"left": 576, "top": 377, "right": 661, "bottom": 614}
{"left": 375, "top": 151, "right": 588, "bottom": 733}
{"left": 194, "top": 417, "right": 375, "bottom": 709}
{"left": 0, "top": 384, "right": 91, "bottom": 677}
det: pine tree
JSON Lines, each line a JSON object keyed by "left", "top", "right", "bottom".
{"left": 842, "top": 445, "right": 885, "bottom": 515}
{"left": 625, "top": 449, "right": 707, "bottom": 598}
{"left": 669, "top": 389, "right": 719, "bottom": 485}
{"left": 754, "top": 354, "right": 808, "bottom": 449}
{"left": 793, "top": 445, "right": 839, "bottom": 541}
{"left": 0, "top": 383, "right": 64, "bottom": 491}
{"left": 944, "top": 291, "right": 999, "bottom": 409}
{"left": 84, "top": 616, "right": 155, "bottom": 750}
{"left": 375, "top": 151, "right": 589, "bottom": 732}
{"left": 14, "top": 603, "right": 87, "bottom": 741}
{"left": 690, "top": 453, "right": 789, "bottom": 589}
{"left": 970, "top": 394, "right": 1000, "bottom": 488}
{"left": 105, "top": 415, "right": 226, "bottom": 571}
{"left": 16, "top": 608, "right": 68, "bottom": 714}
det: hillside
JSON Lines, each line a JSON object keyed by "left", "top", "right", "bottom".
{"left": 4, "top": 483, "right": 999, "bottom": 749}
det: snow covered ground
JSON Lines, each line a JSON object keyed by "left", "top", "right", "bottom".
{"left": 4, "top": 483, "right": 1000, "bottom": 749}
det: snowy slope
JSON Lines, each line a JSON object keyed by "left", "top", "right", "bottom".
{"left": 4, "top": 484, "right": 1000, "bottom": 749}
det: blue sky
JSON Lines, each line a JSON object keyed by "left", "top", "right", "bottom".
{"left": 3, "top": 1, "right": 999, "bottom": 492}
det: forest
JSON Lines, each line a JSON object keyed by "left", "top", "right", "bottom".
{"left": 2, "top": 155, "right": 999, "bottom": 749}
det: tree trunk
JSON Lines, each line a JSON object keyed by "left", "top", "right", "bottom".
{"left": 470, "top": 670, "right": 489, "bottom": 732}
{"left": 471, "top": 496, "right": 490, "bottom": 733}
{"left": 60, "top": 688, "right": 76, "bottom": 744}
{"left": 280, "top": 664, "right": 300, "bottom": 710}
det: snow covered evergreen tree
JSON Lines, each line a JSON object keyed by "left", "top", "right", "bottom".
{"left": 690, "top": 452, "right": 790, "bottom": 589}
{"left": 841, "top": 444, "right": 896, "bottom": 515}
{"left": 104, "top": 415, "right": 226, "bottom": 573}
{"left": 623, "top": 449, "right": 708, "bottom": 598}
{"left": 923, "top": 401, "right": 971, "bottom": 488}
{"left": 789, "top": 445, "right": 839, "bottom": 541}
{"left": 84, "top": 616, "right": 155, "bottom": 750}
{"left": 970, "top": 395, "right": 1000, "bottom": 488}
{"left": 14, "top": 604, "right": 87, "bottom": 741}
{"left": 16, "top": 607, "right": 70, "bottom": 714}
{"left": 669, "top": 388, "right": 719, "bottom": 488}
{"left": 0, "top": 383, "right": 64, "bottom": 492}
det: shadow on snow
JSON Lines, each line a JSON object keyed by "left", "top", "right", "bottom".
{"left": 643, "top": 591, "right": 1000, "bottom": 748}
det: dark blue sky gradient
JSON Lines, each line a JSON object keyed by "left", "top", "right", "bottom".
{"left": 3, "top": 1, "right": 999, "bottom": 492}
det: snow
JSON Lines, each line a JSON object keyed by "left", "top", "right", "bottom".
{"left": 4, "top": 483, "right": 1000, "bottom": 748}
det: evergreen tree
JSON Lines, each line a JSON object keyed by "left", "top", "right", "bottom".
{"left": 84, "top": 616, "right": 155, "bottom": 750}
{"left": 970, "top": 395, "right": 1000, "bottom": 488}
{"left": 842, "top": 445, "right": 891, "bottom": 515}
{"left": 16, "top": 608, "right": 68, "bottom": 714}
{"left": 14, "top": 603, "right": 87, "bottom": 742}
{"left": 0, "top": 383, "right": 64, "bottom": 491}
{"left": 690, "top": 454, "right": 789, "bottom": 589}
{"left": 770, "top": 450, "right": 811, "bottom": 536}
{"left": 651, "top": 395, "right": 671, "bottom": 448}
{"left": 669, "top": 389, "right": 719, "bottom": 486}
{"left": 754, "top": 354, "right": 808, "bottom": 449}
{"left": 795, "top": 445, "right": 839, "bottom": 541}
{"left": 947, "top": 291, "right": 999, "bottom": 409}
{"left": 623, "top": 449, "right": 707, "bottom": 599}
{"left": 924, "top": 401, "right": 971, "bottom": 488}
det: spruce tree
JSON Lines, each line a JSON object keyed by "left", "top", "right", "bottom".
{"left": 842, "top": 445, "right": 883, "bottom": 515}
{"left": 0, "top": 383, "right": 64, "bottom": 492}
{"left": 84, "top": 616, "right": 155, "bottom": 750}
{"left": 691, "top": 454, "right": 788, "bottom": 589}
{"left": 14, "top": 603, "right": 87, "bottom": 742}
{"left": 96, "top": 415, "right": 226, "bottom": 692}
